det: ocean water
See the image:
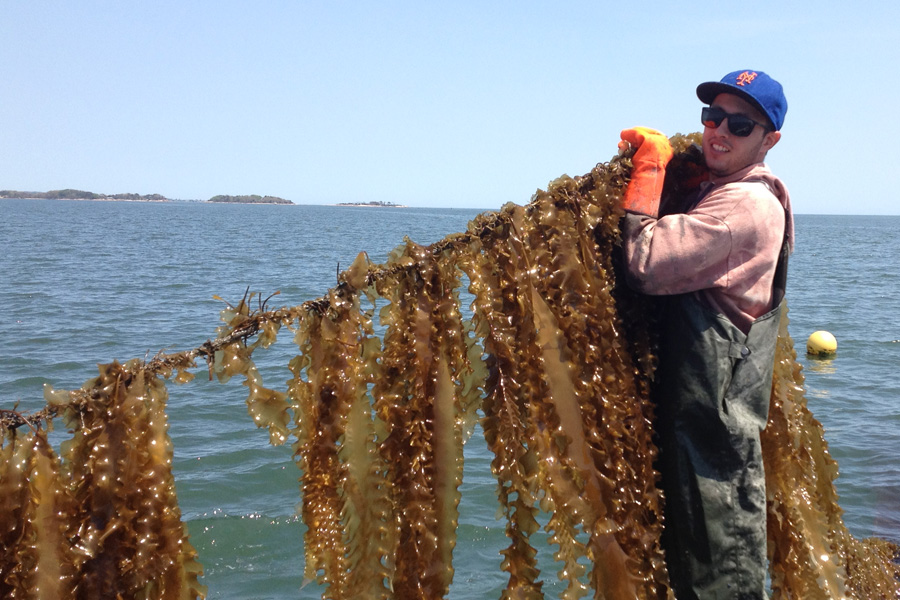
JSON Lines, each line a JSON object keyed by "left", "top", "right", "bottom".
{"left": 1, "top": 199, "right": 898, "bottom": 598}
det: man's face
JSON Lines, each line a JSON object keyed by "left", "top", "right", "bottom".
{"left": 701, "top": 93, "right": 781, "bottom": 178}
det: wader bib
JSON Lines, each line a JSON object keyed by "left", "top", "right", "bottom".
{"left": 655, "top": 294, "right": 782, "bottom": 600}
{"left": 653, "top": 182, "right": 789, "bottom": 599}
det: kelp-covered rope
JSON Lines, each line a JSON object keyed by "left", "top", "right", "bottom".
{"left": 2, "top": 133, "right": 899, "bottom": 599}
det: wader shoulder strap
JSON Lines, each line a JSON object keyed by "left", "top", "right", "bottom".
{"left": 750, "top": 177, "right": 789, "bottom": 310}
{"left": 772, "top": 238, "right": 789, "bottom": 308}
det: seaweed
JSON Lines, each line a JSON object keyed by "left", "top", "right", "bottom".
{"left": 2, "top": 133, "right": 898, "bottom": 599}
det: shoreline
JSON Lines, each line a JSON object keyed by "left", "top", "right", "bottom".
{"left": 4, "top": 197, "right": 291, "bottom": 205}
{"left": 3, "top": 197, "right": 416, "bottom": 207}
{"left": 330, "top": 203, "right": 408, "bottom": 208}
{"left": 2, "top": 196, "right": 173, "bottom": 203}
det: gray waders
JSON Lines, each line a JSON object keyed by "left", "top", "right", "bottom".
{"left": 654, "top": 294, "right": 784, "bottom": 600}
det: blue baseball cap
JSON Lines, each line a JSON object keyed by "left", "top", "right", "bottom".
{"left": 697, "top": 70, "right": 787, "bottom": 131}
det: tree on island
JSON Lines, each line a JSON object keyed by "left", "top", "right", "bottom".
{"left": 207, "top": 195, "right": 293, "bottom": 205}
{"left": 0, "top": 189, "right": 168, "bottom": 201}
{"left": 335, "top": 200, "right": 403, "bottom": 207}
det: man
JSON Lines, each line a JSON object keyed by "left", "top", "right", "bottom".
{"left": 618, "top": 71, "right": 792, "bottom": 599}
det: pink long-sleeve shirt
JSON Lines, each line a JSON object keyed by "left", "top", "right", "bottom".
{"left": 621, "top": 162, "right": 793, "bottom": 333}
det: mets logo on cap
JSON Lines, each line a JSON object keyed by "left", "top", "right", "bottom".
{"left": 735, "top": 71, "right": 758, "bottom": 86}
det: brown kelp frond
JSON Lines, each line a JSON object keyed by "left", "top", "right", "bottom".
{"left": 289, "top": 308, "right": 352, "bottom": 598}
{"left": 369, "top": 240, "right": 472, "bottom": 599}
{"left": 763, "top": 308, "right": 900, "bottom": 599}
{"left": 1, "top": 429, "right": 37, "bottom": 596}
{"left": 526, "top": 172, "right": 669, "bottom": 598}
{"left": 288, "top": 283, "right": 394, "bottom": 599}
{"left": 4, "top": 133, "right": 900, "bottom": 599}
{"left": 64, "top": 362, "right": 206, "bottom": 599}
{"left": 460, "top": 222, "right": 544, "bottom": 598}
{"left": 0, "top": 361, "right": 207, "bottom": 599}
{"left": 20, "top": 430, "right": 75, "bottom": 597}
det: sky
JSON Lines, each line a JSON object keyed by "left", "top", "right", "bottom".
{"left": 1, "top": 2, "right": 898, "bottom": 214}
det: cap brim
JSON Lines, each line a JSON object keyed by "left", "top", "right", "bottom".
{"left": 697, "top": 81, "right": 768, "bottom": 122}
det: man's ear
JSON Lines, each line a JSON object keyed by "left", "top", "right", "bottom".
{"left": 762, "top": 130, "right": 781, "bottom": 153}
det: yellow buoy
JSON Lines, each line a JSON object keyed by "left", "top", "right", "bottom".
{"left": 807, "top": 330, "right": 837, "bottom": 357}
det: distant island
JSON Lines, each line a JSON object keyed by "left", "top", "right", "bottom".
{"left": 0, "top": 189, "right": 168, "bottom": 202}
{"left": 334, "top": 200, "right": 406, "bottom": 207}
{"left": 208, "top": 194, "right": 293, "bottom": 205}
{"left": 0, "top": 190, "right": 297, "bottom": 205}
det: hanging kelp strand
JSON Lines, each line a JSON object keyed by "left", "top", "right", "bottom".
{"left": 288, "top": 279, "right": 396, "bottom": 599}
{"left": 459, "top": 176, "right": 669, "bottom": 598}
{"left": 60, "top": 362, "right": 206, "bottom": 599}
{"left": 2, "top": 133, "right": 899, "bottom": 599}
{"left": 461, "top": 214, "right": 547, "bottom": 598}
{"left": 1, "top": 362, "right": 206, "bottom": 599}
{"left": 762, "top": 308, "right": 900, "bottom": 599}
{"left": 370, "top": 239, "right": 478, "bottom": 599}
{"left": 0, "top": 428, "right": 73, "bottom": 597}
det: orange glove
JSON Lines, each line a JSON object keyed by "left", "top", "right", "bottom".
{"left": 619, "top": 127, "right": 674, "bottom": 217}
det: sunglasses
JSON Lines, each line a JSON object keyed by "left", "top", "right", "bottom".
{"left": 701, "top": 106, "right": 770, "bottom": 137}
